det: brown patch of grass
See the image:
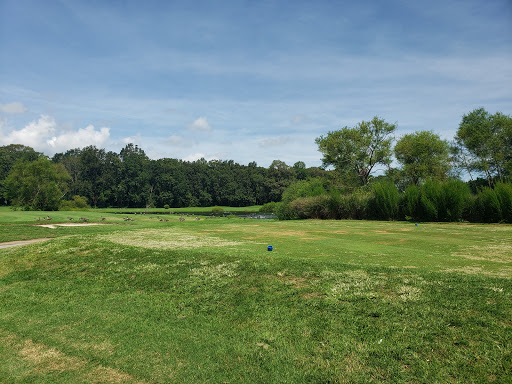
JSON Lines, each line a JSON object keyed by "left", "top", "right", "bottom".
{"left": 443, "top": 266, "right": 512, "bottom": 279}
{"left": 87, "top": 366, "right": 145, "bottom": 384}
{"left": 19, "top": 339, "right": 85, "bottom": 373}
{"left": 302, "top": 292, "right": 324, "bottom": 299}
{"left": 0, "top": 330, "right": 144, "bottom": 382}
{"left": 452, "top": 244, "right": 512, "bottom": 264}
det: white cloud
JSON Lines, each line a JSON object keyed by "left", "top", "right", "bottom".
{"left": 184, "top": 152, "right": 218, "bottom": 162}
{"left": 0, "top": 115, "right": 56, "bottom": 148}
{"left": 258, "top": 136, "right": 291, "bottom": 147}
{"left": 188, "top": 116, "right": 212, "bottom": 132}
{"left": 0, "top": 114, "right": 110, "bottom": 154}
{"left": 121, "top": 135, "right": 141, "bottom": 145}
{"left": 47, "top": 125, "right": 110, "bottom": 152}
{"left": 0, "top": 102, "right": 28, "bottom": 114}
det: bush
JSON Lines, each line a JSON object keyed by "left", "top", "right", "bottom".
{"left": 59, "top": 195, "right": 90, "bottom": 211}
{"left": 440, "top": 179, "right": 470, "bottom": 221}
{"left": 419, "top": 180, "right": 443, "bottom": 221}
{"left": 472, "top": 188, "right": 502, "bottom": 223}
{"left": 259, "top": 202, "right": 278, "bottom": 214}
{"left": 211, "top": 206, "right": 224, "bottom": 215}
{"left": 401, "top": 184, "right": 420, "bottom": 221}
{"left": 495, "top": 182, "right": 512, "bottom": 223}
{"left": 369, "top": 181, "right": 400, "bottom": 220}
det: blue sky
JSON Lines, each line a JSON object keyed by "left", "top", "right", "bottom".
{"left": 1, "top": 0, "right": 511, "bottom": 167}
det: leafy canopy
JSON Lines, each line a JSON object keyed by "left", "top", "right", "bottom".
{"left": 394, "top": 130, "right": 451, "bottom": 185}
{"left": 453, "top": 108, "right": 512, "bottom": 184}
{"left": 3, "top": 157, "right": 70, "bottom": 210}
{"left": 315, "top": 116, "right": 396, "bottom": 185}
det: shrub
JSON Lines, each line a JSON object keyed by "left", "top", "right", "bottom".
{"left": 211, "top": 206, "right": 224, "bottom": 215}
{"left": 494, "top": 182, "right": 512, "bottom": 223}
{"left": 259, "top": 202, "right": 278, "bottom": 214}
{"left": 419, "top": 180, "right": 443, "bottom": 221}
{"left": 401, "top": 184, "right": 420, "bottom": 221}
{"left": 369, "top": 181, "right": 400, "bottom": 220}
{"left": 440, "top": 179, "right": 470, "bottom": 221}
{"left": 473, "top": 188, "right": 502, "bottom": 223}
{"left": 59, "top": 195, "right": 90, "bottom": 211}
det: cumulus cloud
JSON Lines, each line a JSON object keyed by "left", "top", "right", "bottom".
{"left": 184, "top": 152, "right": 218, "bottom": 162}
{"left": 0, "top": 114, "right": 110, "bottom": 154}
{"left": 121, "top": 134, "right": 142, "bottom": 145}
{"left": 188, "top": 117, "right": 212, "bottom": 132}
{"left": 0, "top": 102, "right": 28, "bottom": 114}
{"left": 47, "top": 125, "right": 110, "bottom": 152}
{"left": 0, "top": 115, "right": 56, "bottom": 148}
{"left": 258, "top": 136, "right": 291, "bottom": 147}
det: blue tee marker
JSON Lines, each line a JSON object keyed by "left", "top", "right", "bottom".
{"left": 267, "top": 245, "right": 273, "bottom": 251}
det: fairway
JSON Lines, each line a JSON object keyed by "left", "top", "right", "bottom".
{"left": 1, "top": 211, "right": 511, "bottom": 383}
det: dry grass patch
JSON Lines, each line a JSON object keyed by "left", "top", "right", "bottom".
{"left": 452, "top": 244, "right": 512, "bottom": 264}
{"left": 87, "top": 366, "right": 145, "bottom": 384}
{"left": 102, "top": 229, "right": 243, "bottom": 250}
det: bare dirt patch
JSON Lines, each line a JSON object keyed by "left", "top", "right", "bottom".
{"left": 0, "top": 238, "right": 51, "bottom": 249}
{"left": 36, "top": 223, "right": 110, "bottom": 229}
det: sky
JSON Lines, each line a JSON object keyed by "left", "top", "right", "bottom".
{"left": 1, "top": 0, "right": 511, "bottom": 168}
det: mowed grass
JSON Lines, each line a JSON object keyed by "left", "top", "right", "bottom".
{"left": 0, "top": 210, "right": 511, "bottom": 383}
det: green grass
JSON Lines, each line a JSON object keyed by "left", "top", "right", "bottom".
{"left": 1, "top": 210, "right": 511, "bottom": 383}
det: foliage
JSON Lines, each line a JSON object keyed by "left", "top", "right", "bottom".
{"left": 259, "top": 201, "right": 279, "bottom": 214}
{"left": 277, "top": 178, "right": 331, "bottom": 220}
{"left": 50, "top": 145, "right": 301, "bottom": 209}
{"left": 3, "top": 157, "right": 70, "bottom": 210}
{"left": 211, "top": 206, "right": 224, "bottom": 215}
{"left": 59, "top": 195, "right": 90, "bottom": 210}
{"left": 470, "top": 182, "right": 512, "bottom": 223}
{"left": 316, "top": 116, "right": 396, "bottom": 185}
{"left": 369, "top": 181, "right": 400, "bottom": 220}
{"left": 0, "top": 144, "right": 42, "bottom": 205}
{"left": 453, "top": 108, "right": 512, "bottom": 184}
{"left": 394, "top": 131, "right": 451, "bottom": 185}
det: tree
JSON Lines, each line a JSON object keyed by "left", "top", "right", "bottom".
{"left": 315, "top": 116, "right": 396, "bottom": 185}
{"left": 0, "top": 144, "right": 42, "bottom": 204}
{"left": 394, "top": 131, "right": 451, "bottom": 185}
{"left": 453, "top": 108, "right": 512, "bottom": 185}
{"left": 3, "top": 157, "right": 70, "bottom": 210}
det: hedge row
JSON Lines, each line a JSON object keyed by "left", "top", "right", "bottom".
{"left": 271, "top": 180, "right": 512, "bottom": 223}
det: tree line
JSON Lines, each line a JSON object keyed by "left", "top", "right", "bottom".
{"left": 272, "top": 107, "right": 511, "bottom": 222}
{"left": 1, "top": 107, "right": 510, "bottom": 222}
{"left": 0, "top": 143, "right": 325, "bottom": 210}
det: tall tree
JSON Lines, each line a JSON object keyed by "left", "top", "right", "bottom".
{"left": 3, "top": 157, "right": 70, "bottom": 210}
{"left": 0, "top": 144, "right": 42, "bottom": 204}
{"left": 394, "top": 131, "right": 451, "bottom": 185}
{"left": 453, "top": 108, "right": 512, "bottom": 185}
{"left": 315, "top": 116, "right": 396, "bottom": 185}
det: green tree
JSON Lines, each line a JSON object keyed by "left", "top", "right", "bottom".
{"left": 316, "top": 116, "right": 396, "bottom": 185}
{"left": 0, "top": 144, "right": 42, "bottom": 204}
{"left": 3, "top": 157, "right": 70, "bottom": 210}
{"left": 394, "top": 131, "right": 451, "bottom": 185}
{"left": 453, "top": 108, "right": 512, "bottom": 185}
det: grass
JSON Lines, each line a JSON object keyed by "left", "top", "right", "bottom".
{"left": 0, "top": 208, "right": 511, "bottom": 383}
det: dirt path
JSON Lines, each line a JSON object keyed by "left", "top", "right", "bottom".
{"left": 36, "top": 223, "right": 107, "bottom": 229}
{"left": 0, "top": 238, "right": 52, "bottom": 249}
